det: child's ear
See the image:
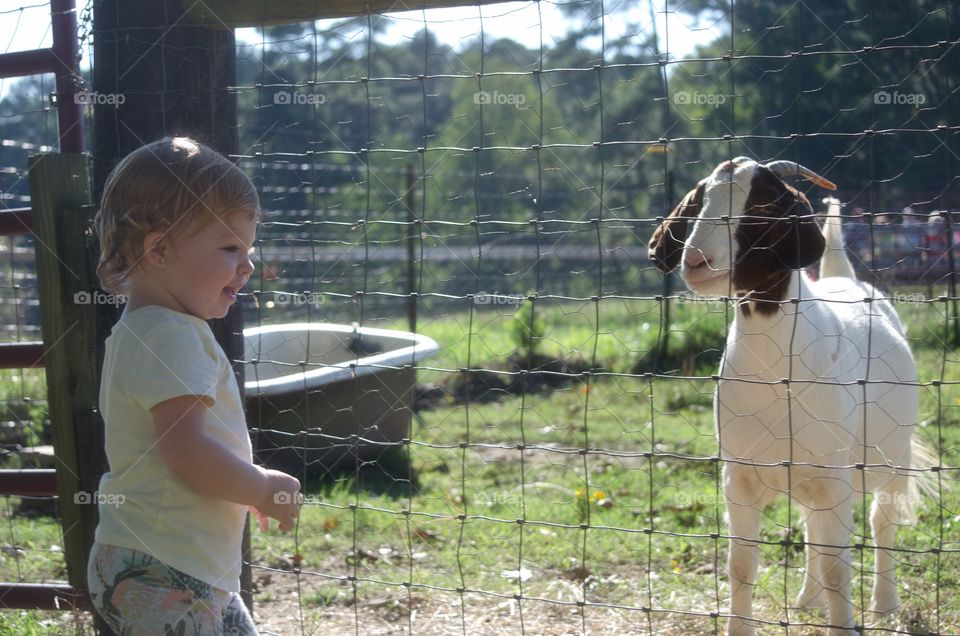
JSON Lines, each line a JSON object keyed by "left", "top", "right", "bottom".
{"left": 142, "top": 230, "right": 168, "bottom": 267}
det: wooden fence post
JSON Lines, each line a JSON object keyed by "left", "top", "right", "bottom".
{"left": 27, "top": 153, "right": 100, "bottom": 594}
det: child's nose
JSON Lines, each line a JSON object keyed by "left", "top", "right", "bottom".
{"left": 240, "top": 255, "right": 254, "bottom": 277}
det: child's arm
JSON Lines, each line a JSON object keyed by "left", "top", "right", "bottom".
{"left": 151, "top": 395, "right": 300, "bottom": 530}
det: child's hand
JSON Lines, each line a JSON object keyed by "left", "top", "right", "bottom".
{"left": 252, "top": 469, "right": 301, "bottom": 532}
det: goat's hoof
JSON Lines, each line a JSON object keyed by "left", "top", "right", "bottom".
{"left": 795, "top": 589, "right": 827, "bottom": 612}
{"left": 725, "top": 627, "right": 756, "bottom": 636}
{"left": 726, "top": 617, "right": 757, "bottom": 636}
{"left": 869, "top": 595, "right": 900, "bottom": 616}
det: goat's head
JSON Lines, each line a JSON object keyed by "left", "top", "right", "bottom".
{"left": 648, "top": 157, "right": 837, "bottom": 312}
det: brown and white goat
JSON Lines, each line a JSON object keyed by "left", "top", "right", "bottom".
{"left": 648, "top": 157, "right": 932, "bottom": 635}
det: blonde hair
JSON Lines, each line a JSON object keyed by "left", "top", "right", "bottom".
{"left": 95, "top": 137, "right": 260, "bottom": 294}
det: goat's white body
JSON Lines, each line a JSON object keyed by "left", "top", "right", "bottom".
{"left": 719, "top": 273, "right": 916, "bottom": 495}
{"left": 720, "top": 272, "right": 919, "bottom": 635}
{"left": 668, "top": 167, "right": 925, "bottom": 636}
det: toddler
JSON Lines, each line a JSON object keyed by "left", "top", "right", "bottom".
{"left": 87, "top": 137, "right": 301, "bottom": 634}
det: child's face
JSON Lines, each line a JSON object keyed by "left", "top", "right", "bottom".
{"left": 162, "top": 211, "right": 257, "bottom": 320}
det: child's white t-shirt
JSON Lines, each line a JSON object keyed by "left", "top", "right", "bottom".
{"left": 94, "top": 305, "right": 252, "bottom": 593}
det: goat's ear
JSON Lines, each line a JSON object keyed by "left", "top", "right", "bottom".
{"left": 739, "top": 167, "right": 824, "bottom": 271}
{"left": 648, "top": 182, "right": 705, "bottom": 273}
{"left": 778, "top": 188, "right": 824, "bottom": 270}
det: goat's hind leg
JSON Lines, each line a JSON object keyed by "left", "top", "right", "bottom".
{"left": 869, "top": 484, "right": 905, "bottom": 615}
{"left": 796, "top": 505, "right": 828, "bottom": 612}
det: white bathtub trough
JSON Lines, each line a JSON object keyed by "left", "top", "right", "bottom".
{"left": 244, "top": 323, "right": 439, "bottom": 472}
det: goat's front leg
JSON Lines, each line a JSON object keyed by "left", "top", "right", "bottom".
{"left": 805, "top": 505, "right": 856, "bottom": 636}
{"left": 796, "top": 506, "right": 828, "bottom": 611}
{"left": 725, "top": 466, "right": 764, "bottom": 636}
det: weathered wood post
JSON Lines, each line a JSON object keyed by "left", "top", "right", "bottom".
{"left": 27, "top": 153, "right": 98, "bottom": 596}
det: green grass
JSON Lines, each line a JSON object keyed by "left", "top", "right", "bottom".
{"left": 0, "top": 611, "right": 89, "bottom": 635}
{"left": 247, "top": 297, "right": 960, "bottom": 632}
{"left": 251, "top": 372, "right": 957, "bottom": 630}
{"left": 2, "top": 296, "right": 959, "bottom": 633}
{"left": 384, "top": 295, "right": 730, "bottom": 381}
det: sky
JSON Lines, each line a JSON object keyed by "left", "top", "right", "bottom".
{"left": 0, "top": 1, "right": 720, "bottom": 97}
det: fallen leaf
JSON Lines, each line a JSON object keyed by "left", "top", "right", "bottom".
{"left": 500, "top": 567, "right": 532, "bottom": 582}
{"left": 412, "top": 528, "right": 443, "bottom": 542}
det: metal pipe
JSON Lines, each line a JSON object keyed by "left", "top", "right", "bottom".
{"left": 50, "top": 0, "right": 85, "bottom": 153}
{"left": 0, "top": 48, "right": 59, "bottom": 79}
{"left": 0, "top": 469, "right": 58, "bottom": 497}
{"left": 0, "top": 208, "right": 34, "bottom": 235}
{"left": 0, "top": 343, "right": 45, "bottom": 368}
{"left": 0, "top": 582, "right": 91, "bottom": 610}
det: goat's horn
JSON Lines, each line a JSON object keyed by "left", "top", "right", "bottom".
{"left": 764, "top": 161, "right": 837, "bottom": 191}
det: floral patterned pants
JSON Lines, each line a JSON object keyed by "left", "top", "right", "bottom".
{"left": 87, "top": 543, "right": 257, "bottom": 636}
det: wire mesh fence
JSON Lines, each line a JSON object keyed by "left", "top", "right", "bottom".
{"left": 2, "top": 0, "right": 960, "bottom": 634}
{"left": 227, "top": 3, "right": 960, "bottom": 634}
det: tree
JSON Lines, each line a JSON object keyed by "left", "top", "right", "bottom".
{"left": 672, "top": 0, "right": 960, "bottom": 208}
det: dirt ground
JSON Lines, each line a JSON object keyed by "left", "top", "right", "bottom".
{"left": 252, "top": 573, "right": 707, "bottom": 636}
{"left": 249, "top": 563, "right": 952, "bottom": 636}
{"left": 248, "top": 569, "right": 878, "bottom": 636}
